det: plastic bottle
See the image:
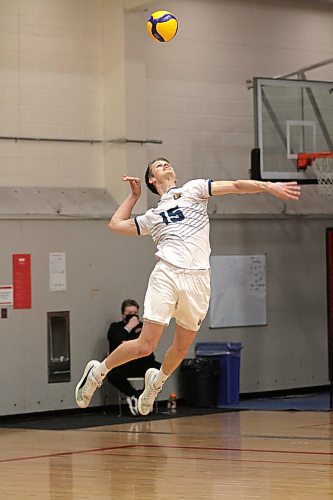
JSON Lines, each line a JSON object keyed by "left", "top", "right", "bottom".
{"left": 168, "top": 393, "right": 177, "bottom": 414}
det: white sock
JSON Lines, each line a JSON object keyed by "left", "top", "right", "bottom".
{"left": 153, "top": 368, "right": 169, "bottom": 390}
{"left": 92, "top": 360, "right": 109, "bottom": 382}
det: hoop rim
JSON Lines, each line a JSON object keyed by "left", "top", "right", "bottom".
{"left": 297, "top": 152, "right": 333, "bottom": 169}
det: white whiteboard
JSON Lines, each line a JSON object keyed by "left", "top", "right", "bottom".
{"left": 210, "top": 255, "right": 267, "bottom": 328}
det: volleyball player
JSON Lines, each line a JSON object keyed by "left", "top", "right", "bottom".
{"left": 75, "top": 158, "right": 300, "bottom": 415}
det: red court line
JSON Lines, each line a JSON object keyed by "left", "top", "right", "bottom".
{"left": 298, "top": 423, "right": 333, "bottom": 430}
{"left": 1, "top": 441, "right": 333, "bottom": 465}
{"left": 0, "top": 444, "right": 134, "bottom": 464}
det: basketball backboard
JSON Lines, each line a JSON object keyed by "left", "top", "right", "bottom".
{"left": 251, "top": 77, "right": 333, "bottom": 183}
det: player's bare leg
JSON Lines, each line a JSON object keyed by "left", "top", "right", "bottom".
{"left": 162, "top": 324, "right": 196, "bottom": 375}
{"left": 105, "top": 320, "right": 164, "bottom": 370}
{"left": 138, "top": 324, "right": 196, "bottom": 415}
{"left": 75, "top": 321, "right": 163, "bottom": 408}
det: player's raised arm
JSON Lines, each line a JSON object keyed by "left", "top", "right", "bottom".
{"left": 109, "top": 176, "right": 141, "bottom": 235}
{"left": 211, "top": 179, "right": 301, "bottom": 201}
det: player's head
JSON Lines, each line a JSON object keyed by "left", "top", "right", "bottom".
{"left": 145, "top": 157, "right": 176, "bottom": 195}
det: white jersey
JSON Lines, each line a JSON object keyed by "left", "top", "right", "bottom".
{"left": 135, "top": 179, "right": 213, "bottom": 269}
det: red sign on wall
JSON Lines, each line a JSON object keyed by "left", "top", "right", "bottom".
{"left": 13, "top": 254, "right": 31, "bottom": 309}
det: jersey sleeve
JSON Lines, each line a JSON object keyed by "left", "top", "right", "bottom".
{"left": 134, "top": 209, "right": 153, "bottom": 236}
{"left": 185, "top": 179, "right": 213, "bottom": 199}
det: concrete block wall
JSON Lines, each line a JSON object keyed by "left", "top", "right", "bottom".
{"left": 143, "top": 0, "right": 333, "bottom": 213}
{"left": 1, "top": 0, "right": 332, "bottom": 200}
{"left": 0, "top": 0, "right": 104, "bottom": 188}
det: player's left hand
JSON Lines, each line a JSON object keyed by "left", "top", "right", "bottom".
{"left": 268, "top": 181, "right": 301, "bottom": 201}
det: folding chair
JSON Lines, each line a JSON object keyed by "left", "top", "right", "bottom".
{"left": 118, "top": 377, "right": 158, "bottom": 416}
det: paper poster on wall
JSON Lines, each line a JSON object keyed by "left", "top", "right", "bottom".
{"left": 49, "top": 253, "right": 67, "bottom": 292}
{"left": 210, "top": 255, "right": 267, "bottom": 328}
{"left": 13, "top": 254, "right": 32, "bottom": 309}
{"left": 0, "top": 285, "right": 13, "bottom": 306}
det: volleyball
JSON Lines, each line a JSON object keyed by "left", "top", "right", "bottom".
{"left": 147, "top": 11, "right": 178, "bottom": 43}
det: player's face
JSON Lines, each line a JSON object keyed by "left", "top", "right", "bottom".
{"left": 122, "top": 305, "right": 138, "bottom": 319}
{"left": 151, "top": 160, "right": 176, "bottom": 182}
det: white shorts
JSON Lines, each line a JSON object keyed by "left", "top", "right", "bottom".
{"left": 143, "top": 260, "right": 211, "bottom": 332}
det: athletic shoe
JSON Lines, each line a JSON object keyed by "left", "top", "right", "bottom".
{"left": 138, "top": 368, "right": 161, "bottom": 415}
{"left": 126, "top": 396, "right": 139, "bottom": 416}
{"left": 75, "top": 360, "right": 102, "bottom": 408}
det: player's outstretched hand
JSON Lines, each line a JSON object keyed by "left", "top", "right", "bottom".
{"left": 122, "top": 175, "right": 141, "bottom": 197}
{"left": 268, "top": 181, "right": 301, "bottom": 201}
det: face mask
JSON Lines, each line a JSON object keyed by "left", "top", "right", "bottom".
{"left": 124, "top": 313, "right": 138, "bottom": 324}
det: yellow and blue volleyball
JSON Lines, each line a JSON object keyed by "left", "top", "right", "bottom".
{"left": 147, "top": 11, "right": 178, "bottom": 43}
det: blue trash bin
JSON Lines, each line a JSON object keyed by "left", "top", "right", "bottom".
{"left": 195, "top": 342, "right": 243, "bottom": 406}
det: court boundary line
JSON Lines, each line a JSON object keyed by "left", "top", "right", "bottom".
{"left": 1, "top": 442, "right": 333, "bottom": 464}
{"left": 94, "top": 450, "right": 333, "bottom": 467}
{"left": 81, "top": 428, "right": 333, "bottom": 441}
{"left": 0, "top": 444, "right": 134, "bottom": 464}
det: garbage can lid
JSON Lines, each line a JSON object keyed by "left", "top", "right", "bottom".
{"left": 180, "top": 358, "right": 219, "bottom": 371}
{"left": 195, "top": 342, "right": 242, "bottom": 356}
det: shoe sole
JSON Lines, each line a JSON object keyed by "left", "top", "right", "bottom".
{"left": 75, "top": 360, "right": 98, "bottom": 408}
{"left": 137, "top": 368, "right": 158, "bottom": 416}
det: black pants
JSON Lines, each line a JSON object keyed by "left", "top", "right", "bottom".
{"left": 107, "top": 359, "right": 161, "bottom": 397}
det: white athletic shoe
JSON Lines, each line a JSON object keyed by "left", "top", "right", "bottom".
{"left": 126, "top": 396, "right": 139, "bottom": 416}
{"left": 75, "top": 360, "right": 102, "bottom": 408}
{"left": 138, "top": 368, "right": 161, "bottom": 416}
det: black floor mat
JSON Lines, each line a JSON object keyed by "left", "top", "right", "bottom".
{"left": 0, "top": 404, "right": 228, "bottom": 431}
{"left": 2, "top": 391, "right": 330, "bottom": 431}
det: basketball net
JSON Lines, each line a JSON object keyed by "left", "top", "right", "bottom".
{"left": 312, "top": 157, "right": 333, "bottom": 197}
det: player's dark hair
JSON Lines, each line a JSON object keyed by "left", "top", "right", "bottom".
{"left": 121, "top": 299, "right": 139, "bottom": 315}
{"left": 145, "top": 157, "right": 170, "bottom": 195}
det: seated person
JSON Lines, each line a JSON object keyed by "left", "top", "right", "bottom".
{"left": 107, "top": 299, "right": 161, "bottom": 416}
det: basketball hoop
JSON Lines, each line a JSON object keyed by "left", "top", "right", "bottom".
{"left": 297, "top": 152, "right": 333, "bottom": 196}
{"left": 312, "top": 157, "right": 333, "bottom": 197}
